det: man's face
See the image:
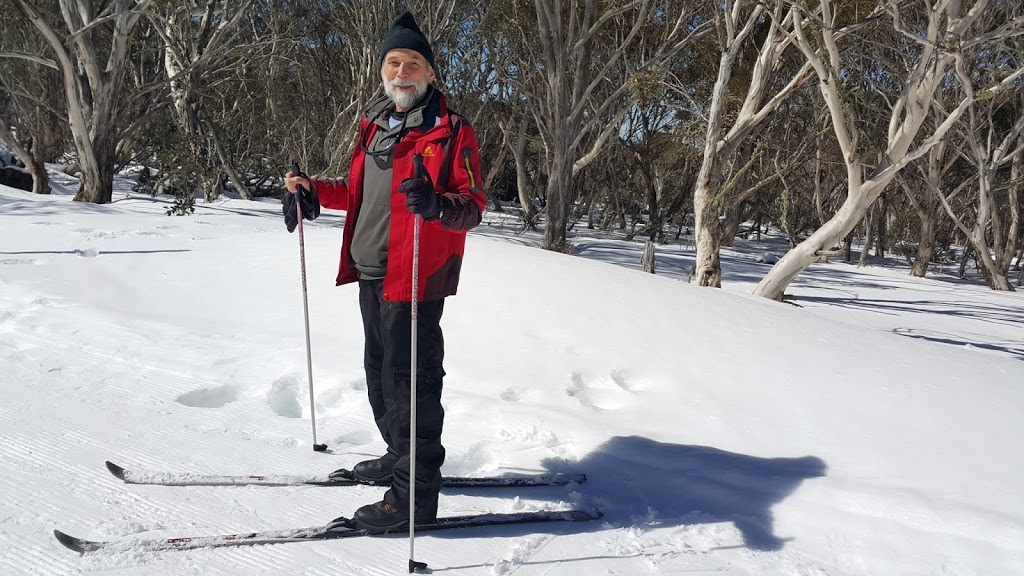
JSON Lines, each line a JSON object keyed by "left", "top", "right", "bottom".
{"left": 381, "top": 49, "right": 435, "bottom": 111}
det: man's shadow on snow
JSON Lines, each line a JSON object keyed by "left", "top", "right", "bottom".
{"left": 545, "top": 435, "right": 827, "bottom": 551}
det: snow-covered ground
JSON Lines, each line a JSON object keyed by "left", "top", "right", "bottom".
{"left": 1, "top": 172, "right": 1022, "bottom": 575}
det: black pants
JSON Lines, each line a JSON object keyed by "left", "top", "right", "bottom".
{"left": 358, "top": 279, "right": 445, "bottom": 514}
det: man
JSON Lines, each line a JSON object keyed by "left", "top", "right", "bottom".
{"left": 283, "top": 11, "right": 485, "bottom": 531}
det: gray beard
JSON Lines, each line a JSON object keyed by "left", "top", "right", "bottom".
{"left": 385, "top": 81, "right": 428, "bottom": 109}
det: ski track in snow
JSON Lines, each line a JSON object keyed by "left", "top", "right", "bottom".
{"left": 597, "top": 523, "right": 735, "bottom": 574}
{"left": 0, "top": 287, "right": 339, "bottom": 574}
{"left": 491, "top": 534, "right": 556, "bottom": 575}
{"left": 0, "top": 257, "right": 38, "bottom": 266}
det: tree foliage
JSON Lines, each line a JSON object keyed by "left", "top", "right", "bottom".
{"left": 0, "top": 0, "right": 1020, "bottom": 292}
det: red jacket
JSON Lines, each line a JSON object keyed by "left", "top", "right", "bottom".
{"left": 313, "top": 92, "right": 486, "bottom": 302}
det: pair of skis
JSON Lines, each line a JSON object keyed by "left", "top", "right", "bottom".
{"left": 54, "top": 461, "right": 599, "bottom": 554}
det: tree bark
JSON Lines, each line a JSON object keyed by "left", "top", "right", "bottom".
{"left": 512, "top": 136, "right": 534, "bottom": 224}
{"left": 912, "top": 214, "right": 937, "bottom": 277}
{"left": 905, "top": 141, "right": 954, "bottom": 277}
{"left": 73, "top": 136, "right": 117, "bottom": 203}
{"left": 720, "top": 203, "right": 746, "bottom": 247}
{"left": 0, "top": 117, "right": 49, "bottom": 194}
{"left": 542, "top": 135, "right": 573, "bottom": 249}
{"left": 641, "top": 240, "right": 656, "bottom": 273}
{"left": 959, "top": 245, "right": 974, "bottom": 279}
{"left": 693, "top": 180, "right": 724, "bottom": 286}
{"left": 858, "top": 207, "right": 874, "bottom": 267}
{"left": 875, "top": 192, "right": 888, "bottom": 258}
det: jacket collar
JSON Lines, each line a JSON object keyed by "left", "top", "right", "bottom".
{"left": 364, "top": 86, "right": 445, "bottom": 131}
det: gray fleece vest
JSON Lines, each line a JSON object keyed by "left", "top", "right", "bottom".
{"left": 350, "top": 91, "right": 440, "bottom": 280}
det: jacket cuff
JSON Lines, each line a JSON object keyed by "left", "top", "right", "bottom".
{"left": 438, "top": 193, "right": 482, "bottom": 230}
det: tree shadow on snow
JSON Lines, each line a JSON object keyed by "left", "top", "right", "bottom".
{"left": 550, "top": 435, "right": 826, "bottom": 551}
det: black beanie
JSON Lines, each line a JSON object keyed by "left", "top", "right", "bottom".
{"left": 379, "top": 11, "right": 435, "bottom": 70}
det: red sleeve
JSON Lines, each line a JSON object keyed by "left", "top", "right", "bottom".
{"left": 312, "top": 178, "right": 348, "bottom": 211}
{"left": 438, "top": 120, "right": 486, "bottom": 231}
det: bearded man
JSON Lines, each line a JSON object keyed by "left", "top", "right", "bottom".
{"left": 283, "top": 11, "right": 485, "bottom": 530}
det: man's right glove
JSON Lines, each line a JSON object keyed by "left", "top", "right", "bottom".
{"left": 398, "top": 177, "right": 441, "bottom": 221}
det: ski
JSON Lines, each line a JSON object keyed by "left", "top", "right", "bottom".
{"left": 54, "top": 509, "right": 603, "bottom": 554}
{"left": 105, "top": 461, "right": 587, "bottom": 489}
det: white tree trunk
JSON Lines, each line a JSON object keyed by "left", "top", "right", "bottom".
{"left": 754, "top": 1, "right": 981, "bottom": 300}
{"left": 157, "top": 2, "right": 253, "bottom": 201}
{"left": 15, "top": 0, "right": 152, "bottom": 204}
{"left": 932, "top": 58, "right": 1024, "bottom": 291}
{"left": 0, "top": 116, "right": 50, "bottom": 194}
{"left": 691, "top": 1, "right": 814, "bottom": 286}
{"left": 904, "top": 141, "right": 953, "bottom": 277}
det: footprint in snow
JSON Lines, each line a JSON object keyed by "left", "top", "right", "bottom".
{"left": 268, "top": 376, "right": 305, "bottom": 418}
{"left": 566, "top": 370, "right": 647, "bottom": 412}
{"left": 176, "top": 385, "right": 239, "bottom": 408}
{"left": 1, "top": 296, "right": 64, "bottom": 328}
{"left": 313, "top": 383, "right": 364, "bottom": 418}
{"left": 331, "top": 429, "right": 377, "bottom": 446}
{"left": 499, "top": 387, "right": 522, "bottom": 402}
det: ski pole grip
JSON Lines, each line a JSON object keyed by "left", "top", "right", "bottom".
{"left": 412, "top": 153, "right": 428, "bottom": 181}
{"left": 290, "top": 161, "right": 307, "bottom": 194}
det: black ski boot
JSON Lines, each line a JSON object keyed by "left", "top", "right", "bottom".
{"left": 352, "top": 500, "right": 438, "bottom": 532}
{"left": 351, "top": 452, "right": 399, "bottom": 484}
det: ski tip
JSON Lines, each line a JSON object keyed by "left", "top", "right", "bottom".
{"left": 105, "top": 460, "right": 128, "bottom": 481}
{"left": 562, "top": 509, "right": 603, "bottom": 521}
{"left": 556, "top": 472, "right": 587, "bottom": 485}
{"left": 54, "top": 529, "right": 91, "bottom": 554}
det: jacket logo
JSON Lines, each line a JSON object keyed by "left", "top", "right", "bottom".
{"left": 422, "top": 145, "right": 435, "bottom": 158}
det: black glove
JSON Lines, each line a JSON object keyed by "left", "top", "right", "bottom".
{"left": 282, "top": 181, "right": 320, "bottom": 233}
{"left": 399, "top": 177, "right": 441, "bottom": 221}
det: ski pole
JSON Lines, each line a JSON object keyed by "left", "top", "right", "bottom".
{"left": 408, "top": 154, "right": 427, "bottom": 573}
{"left": 291, "top": 162, "right": 327, "bottom": 453}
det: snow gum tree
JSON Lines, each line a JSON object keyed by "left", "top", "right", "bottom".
{"left": 517, "top": 0, "right": 708, "bottom": 251}
{"left": 690, "top": 0, "right": 818, "bottom": 287}
{"left": 13, "top": 0, "right": 154, "bottom": 203}
{"left": 150, "top": 1, "right": 255, "bottom": 201}
{"left": 753, "top": 1, "right": 999, "bottom": 300}
{"left": 0, "top": 11, "right": 68, "bottom": 196}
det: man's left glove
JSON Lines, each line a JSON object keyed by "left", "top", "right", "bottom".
{"left": 282, "top": 184, "right": 320, "bottom": 233}
{"left": 399, "top": 177, "right": 441, "bottom": 221}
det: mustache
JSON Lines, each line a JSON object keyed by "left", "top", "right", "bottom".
{"left": 388, "top": 79, "right": 419, "bottom": 88}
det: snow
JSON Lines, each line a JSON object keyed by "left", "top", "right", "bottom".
{"left": 1, "top": 173, "right": 1022, "bottom": 575}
